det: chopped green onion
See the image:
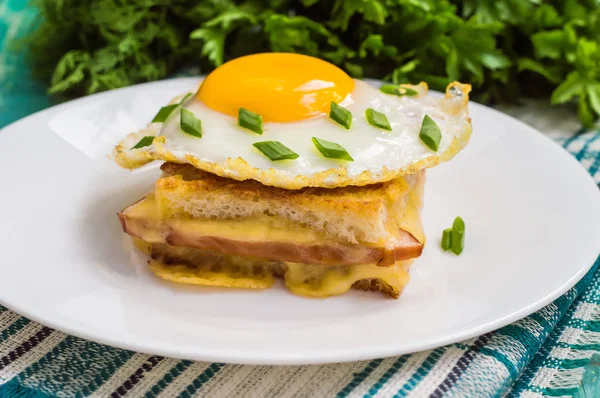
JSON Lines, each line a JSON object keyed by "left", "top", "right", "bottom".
{"left": 253, "top": 141, "right": 299, "bottom": 161}
{"left": 238, "top": 108, "right": 264, "bottom": 135}
{"left": 152, "top": 104, "right": 178, "bottom": 123}
{"left": 441, "top": 228, "right": 453, "bottom": 251}
{"left": 179, "top": 93, "right": 193, "bottom": 103}
{"left": 180, "top": 109, "right": 202, "bottom": 138}
{"left": 151, "top": 93, "right": 192, "bottom": 123}
{"left": 419, "top": 114, "right": 442, "bottom": 151}
{"left": 380, "top": 85, "right": 418, "bottom": 97}
{"left": 311, "top": 137, "right": 353, "bottom": 161}
{"left": 365, "top": 108, "right": 392, "bottom": 131}
{"left": 329, "top": 102, "right": 352, "bottom": 129}
{"left": 131, "top": 136, "right": 155, "bottom": 149}
{"left": 451, "top": 216, "right": 465, "bottom": 255}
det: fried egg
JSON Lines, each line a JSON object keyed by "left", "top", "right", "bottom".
{"left": 114, "top": 53, "right": 472, "bottom": 189}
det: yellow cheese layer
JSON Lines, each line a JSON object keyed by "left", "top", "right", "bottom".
{"left": 138, "top": 239, "right": 411, "bottom": 298}
{"left": 401, "top": 189, "right": 426, "bottom": 244}
{"left": 149, "top": 260, "right": 275, "bottom": 290}
{"left": 146, "top": 255, "right": 410, "bottom": 298}
{"left": 125, "top": 193, "right": 424, "bottom": 248}
{"left": 284, "top": 261, "right": 410, "bottom": 297}
{"left": 126, "top": 195, "right": 335, "bottom": 245}
{"left": 126, "top": 185, "right": 422, "bottom": 298}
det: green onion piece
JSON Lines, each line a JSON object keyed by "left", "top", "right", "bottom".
{"left": 365, "top": 108, "right": 392, "bottom": 131}
{"left": 180, "top": 109, "right": 202, "bottom": 138}
{"left": 419, "top": 114, "right": 442, "bottom": 151}
{"left": 238, "top": 108, "right": 264, "bottom": 135}
{"left": 130, "top": 136, "right": 155, "bottom": 150}
{"left": 380, "top": 85, "right": 418, "bottom": 97}
{"left": 451, "top": 216, "right": 465, "bottom": 255}
{"left": 441, "top": 228, "right": 453, "bottom": 251}
{"left": 253, "top": 141, "right": 299, "bottom": 161}
{"left": 151, "top": 93, "right": 193, "bottom": 123}
{"left": 311, "top": 137, "right": 353, "bottom": 161}
{"left": 329, "top": 102, "right": 352, "bottom": 129}
{"left": 151, "top": 104, "right": 178, "bottom": 123}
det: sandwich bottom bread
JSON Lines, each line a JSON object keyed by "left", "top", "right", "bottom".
{"left": 119, "top": 163, "right": 426, "bottom": 298}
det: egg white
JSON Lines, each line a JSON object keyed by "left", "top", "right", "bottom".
{"left": 114, "top": 79, "right": 471, "bottom": 189}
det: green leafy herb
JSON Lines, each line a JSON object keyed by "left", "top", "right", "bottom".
{"left": 419, "top": 115, "right": 442, "bottom": 151}
{"left": 311, "top": 137, "right": 353, "bottom": 161}
{"left": 253, "top": 141, "right": 299, "bottom": 161}
{"left": 451, "top": 216, "right": 465, "bottom": 255}
{"left": 190, "top": 11, "right": 257, "bottom": 66}
{"left": 441, "top": 228, "right": 453, "bottom": 251}
{"left": 329, "top": 102, "right": 352, "bottom": 129}
{"left": 365, "top": 108, "right": 391, "bottom": 131}
{"left": 151, "top": 93, "right": 192, "bottom": 123}
{"left": 180, "top": 109, "right": 202, "bottom": 138}
{"left": 380, "top": 85, "right": 418, "bottom": 97}
{"left": 26, "top": 0, "right": 600, "bottom": 127}
{"left": 238, "top": 108, "right": 264, "bottom": 135}
{"left": 131, "top": 136, "right": 155, "bottom": 150}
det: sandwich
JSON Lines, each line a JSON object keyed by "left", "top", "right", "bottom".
{"left": 113, "top": 52, "right": 471, "bottom": 298}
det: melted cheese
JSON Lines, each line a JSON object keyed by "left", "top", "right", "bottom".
{"left": 401, "top": 189, "right": 426, "bottom": 244}
{"left": 284, "top": 261, "right": 410, "bottom": 297}
{"left": 126, "top": 195, "right": 334, "bottom": 245}
{"left": 144, "top": 241, "right": 412, "bottom": 298}
{"left": 146, "top": 255, "right": 410, "bottom": 297}
{"left": 124, "top": 193, "right": 424, "bottom": 248}
{"left": 148, "top": 260, "right": 275, "bottom": 289}
{"left": 125, "top": 185, "right": 423, "bottom": 298}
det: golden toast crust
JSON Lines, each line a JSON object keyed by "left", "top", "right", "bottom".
{"left": 159, "top": 162, "right": 409, "bottom": 215}
{"left": 156, "top": 163, "right": 424, "bottom": 245}
{"left": 150, "top": 242, "right": 402, "bottom": 299}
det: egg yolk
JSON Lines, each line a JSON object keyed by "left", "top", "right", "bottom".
{"left": 197, "top": 53, "right": 354, "bottom": 123}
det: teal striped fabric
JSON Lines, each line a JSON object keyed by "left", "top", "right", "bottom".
{"left": 2, "top": 2, "right": 600, "bottom": 397}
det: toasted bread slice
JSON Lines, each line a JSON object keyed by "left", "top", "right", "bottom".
{"left": 147, "top": 241, "right": 410, "bottom": 299}
{"left": 155, "top": 162, "right": 425, "bottom": 246}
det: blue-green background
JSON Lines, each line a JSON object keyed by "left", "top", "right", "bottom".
{"left": 0, "top": 0, "right": 51, "bottom": 128}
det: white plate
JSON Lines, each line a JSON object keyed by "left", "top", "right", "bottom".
{"left": 1, "top": 77, "right": 599, "bottom": 365}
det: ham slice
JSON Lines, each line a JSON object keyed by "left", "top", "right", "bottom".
{"left": 118, "top": 201, "right": 423, "bottom": 267}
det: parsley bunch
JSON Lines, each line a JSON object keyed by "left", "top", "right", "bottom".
{"left": 27, "top": 0, "right": 600, "bottom": 126}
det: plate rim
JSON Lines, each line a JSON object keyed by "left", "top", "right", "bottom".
{"left": 1, "top": 77, "right": 599, "bottom": 365}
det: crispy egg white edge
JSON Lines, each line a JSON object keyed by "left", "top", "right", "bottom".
{"left": 113, "top": 81, "right": 472, "bottom": 189}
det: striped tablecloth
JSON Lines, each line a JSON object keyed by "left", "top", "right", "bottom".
{"left": 2, "top": 2, "right": 600, "bottom": 397}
